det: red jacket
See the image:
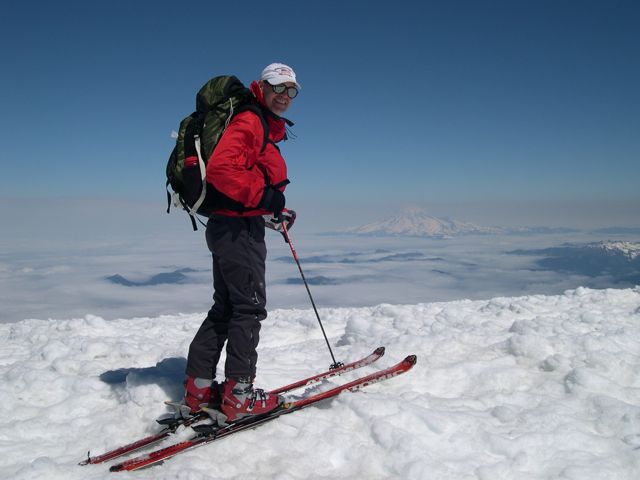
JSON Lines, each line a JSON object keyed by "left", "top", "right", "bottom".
{"left": 206, "top": 81, "right": 289, "bottom": 217}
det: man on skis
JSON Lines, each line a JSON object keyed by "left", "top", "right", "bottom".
{"left": 182, "top": 63, "right": 300, "bottom": 422}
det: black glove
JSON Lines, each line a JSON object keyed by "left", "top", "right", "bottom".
{"left": 258, "top": 186, "right": 285, "bottom": 215}
{"left": 264, "top": 209, "right": 296, "bottom": 243}
{"left": 264, "top": 209, "right": 296, "bottom": 232}
{"left": 282, "top": 209, "right": 296, "bottom": 230}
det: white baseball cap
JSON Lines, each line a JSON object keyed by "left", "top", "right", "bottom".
{"left": 261, "top": 63, "right": 301, "bottom": 89}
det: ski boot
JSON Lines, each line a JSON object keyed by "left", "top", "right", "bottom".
{"left": 183, "top": 376, "right": 213, "bottom": 413}
{"left": 218, "top": 377, "right": 283, "bottom": 423}
{"left": 164, "top": 377, "right": 221, "bottom": 417}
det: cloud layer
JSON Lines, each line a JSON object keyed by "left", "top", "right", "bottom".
{"left": 3, "top": 217, "right": 640, "bottom": 323}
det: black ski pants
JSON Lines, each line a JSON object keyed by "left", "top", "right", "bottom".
{"left": 186, "top": 215, "right": 267, "bottom": 381}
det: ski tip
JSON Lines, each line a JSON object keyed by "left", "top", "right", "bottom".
{"left": 404, "top": 355, "right": 417, "bottom": 366}
{"left": 374, "top": 346, "right": 386, "bottom": 356}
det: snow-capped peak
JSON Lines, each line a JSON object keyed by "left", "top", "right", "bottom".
{"left": 590, "top": 240, "right": 640, "bottom": 260}
{"left": 344, "top": 207, "right": 501, "bottom": 237}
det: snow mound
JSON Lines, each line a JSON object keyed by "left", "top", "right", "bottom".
{"left": 1, "top": 288, "right": 640, "bottom": 479}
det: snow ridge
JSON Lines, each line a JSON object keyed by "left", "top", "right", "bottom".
{"left": 1, "top": 288, "right": 640, "bottom": 479}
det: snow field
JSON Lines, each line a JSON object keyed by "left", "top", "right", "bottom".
{"left": 0, "top": 287, "right": 639, "bottom": 479}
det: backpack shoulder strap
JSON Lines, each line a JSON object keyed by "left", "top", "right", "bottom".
{"left": 233, "top": 103, "right": 270, "bottom": 153}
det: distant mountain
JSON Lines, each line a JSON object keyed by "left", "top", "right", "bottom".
{"left": 592, "top": 240, "right": 640, "bottom": 261}
{"left": 340, "top": 208, "right": 593, "bottom": 238}
{"left": 343, "top": 208, "right": 503, "bottom": 237}
{"left": 509, "top": 240, "right": 640, "bottom": 284}
{"left": 511, "top": 240, "right": 640, "bottom": 262}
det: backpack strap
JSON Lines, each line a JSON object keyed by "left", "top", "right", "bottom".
{"left": 234, "top": 103, "right": 270, "bottom": 153}
{"left": 176, "top": 134, "right": 209, "bottom": 230}
{"left": 190, "top": 135, "right": 208, "bottom": 216}
{"left": 257, "top": 112, "right": 269, "bottom": 154}
{"left": 272, "top": 179, "right": 291, "bottom": 189}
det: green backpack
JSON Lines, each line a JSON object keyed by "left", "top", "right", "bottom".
{"left": 166, "top": 75, "right": 269, "bottom": 230}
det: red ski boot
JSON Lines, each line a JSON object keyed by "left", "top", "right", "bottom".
{"left": 220, "top": 377, "right": 283, "bottom": 422}
{"left": 183, "top": 376, "right": 212, "bottom": 413}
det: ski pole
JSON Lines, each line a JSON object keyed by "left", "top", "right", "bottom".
{"left": 281, "top": 222, "right": 343, "bottom": 370}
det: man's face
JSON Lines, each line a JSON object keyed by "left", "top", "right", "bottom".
{"left": 262, "top": 81, "right": 297, "bottom": 115}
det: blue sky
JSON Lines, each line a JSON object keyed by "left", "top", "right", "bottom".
{"left": 1, "top": 0, "right": 639, "bottom": 229}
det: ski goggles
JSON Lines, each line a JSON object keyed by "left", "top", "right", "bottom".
{"left": 271, "top": 83, "right": 299, "bottom": 99}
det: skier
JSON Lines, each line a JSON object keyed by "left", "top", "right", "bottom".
{"left": 182, "top": 63, "right": 300, "bottom": 422}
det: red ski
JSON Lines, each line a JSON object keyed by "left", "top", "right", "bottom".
{"left": 80, "top": 347, "right": 385, "bottom": 465}
{"left": 110, "top": 355, "right": 416, "bottom": 472}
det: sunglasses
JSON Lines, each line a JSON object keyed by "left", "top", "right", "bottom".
{"left": 270, "top": 83, "right": 299, "bottom": 99}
